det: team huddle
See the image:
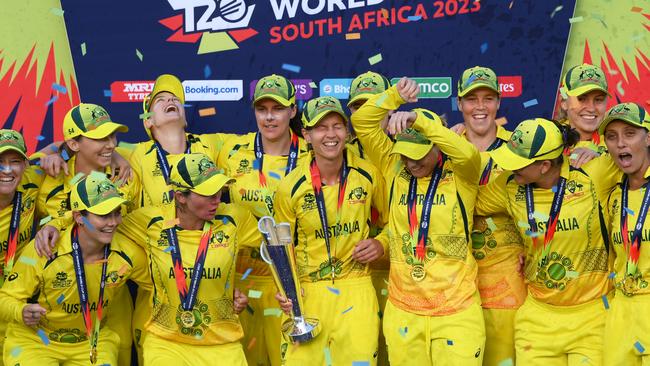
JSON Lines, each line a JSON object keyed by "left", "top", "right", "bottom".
{"left": 0, "top": 63, "right": 646, "bottom": 366}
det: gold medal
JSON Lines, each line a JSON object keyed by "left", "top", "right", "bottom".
{"left": 180, "top": 310, "right": 196, "bottom": 328}
{"left": 621, "top": 275, "right": 639, "bottom": 296}
{"left": 90, "top": 347, "right": 98, "bottom": 364}
{"left": 411, "top": 265, "right": 425, "bottom": 282}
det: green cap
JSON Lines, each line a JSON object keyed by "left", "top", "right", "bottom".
{"left": 63, "top": 103, "right": 128, "bottom": 141}
{"left": 489, "top": 118, "right": 564, "bottom": 171}
{"left": 302, "top": 96, "right": 348, "bottom": 128}
{"left": 70, "top": 174, "right": 126, "bottom": 215}
{"left": 390, "top": 128, "right": 433, "bottom": 160}
{"left": 253, "top": 74, "right": 296, "bottom": 107}
{"left": 169, "top": 153, "right": 234, "bottom": 196}
{"left": 561, "top": 63, "right": 609, "bottom": 97}
{"left": 0, "top": 130, "right": 27, "bottom": 159}
{"left": 457, "top": 66, "right": 500, "bottom": 97}
{"left": 348, "top": 71, "right": 391, "bottom": 107}
{"left": 599, "top": 102, "right": 650, "bottom": 134}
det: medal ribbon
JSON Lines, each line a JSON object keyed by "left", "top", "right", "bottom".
{"left": 154, "top": 139, "right": 191, "bottom": 197}
{"left": 168, "top": 221, "right": 212, "bottom": 310}
{"left": 2, "top": 191, "right": 21, "bottom": 281}
{"left": 525, "top": 177, "right": 567, "bottom": 264}
{"left": 71, "top": 226, "right": 109, "bottom": 364}
{"left": 254, "top": 131, "right": 299, "bottom": 188}
{"left": 407, "top": 153, "right": 446, "bottom": 260}
{"left": 310, "top": 154, "right": 349, "bottom": 282}
{"left": 620, "top": 177, "right": 650, "bottom": 276}
{"left": 479, "top": 139, "right": 503, "bottom": 186}
{"left": 591, "top": 131, "right": 601, "bottom": 145}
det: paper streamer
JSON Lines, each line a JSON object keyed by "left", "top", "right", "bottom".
{"left": 248, "top": 290, "right": 262, "bottom": 299}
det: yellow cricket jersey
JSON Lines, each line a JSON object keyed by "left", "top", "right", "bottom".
{"left": 351, "top": 86, "right": 482, "bottom": 316}
{"left": 129, "top": 133, "right": 219, "bottom": 208}
{"left": 475, "top": 156, "right": 619, "bottom": 306}
{"left": 463, "top": 126, "right": 527, "bottom": 309}
{"left": 274, "top": 149, "right": 387, "bottom": 283}
{"left": 605, "top": 166, "right": 650, "bottom": 296}
{"left": 574, "top": 139, "right": 607, "bottom": 155}
{"left": 0, "top": 229, "right": 149, "bottom": 343}
{"left": 116, "top": 203, "right": 262, "bottom": 345}
{"left": 37, "top": 151, "right": 140, "bottom": 222}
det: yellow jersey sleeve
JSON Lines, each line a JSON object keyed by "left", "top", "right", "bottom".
{"left": 117, "top": 208, "right": 150, "bottom": 246}
{"left": 475, "top": 172, "right": 510, "bottom": 216}
{"left": 0, "top": 244, "right": 44, "bottom": 323}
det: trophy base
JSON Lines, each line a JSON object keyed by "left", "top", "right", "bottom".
{"left": 282, "top": 317, "right": 320, "bottom": 343}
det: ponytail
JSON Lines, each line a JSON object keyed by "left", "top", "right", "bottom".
{"left": 550, "top": 120, "right": 580, "bottom": 166}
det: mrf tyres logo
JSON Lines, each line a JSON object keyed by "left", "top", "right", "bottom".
{"left": 110, "top": 80, "right": 243, "bottom": 103}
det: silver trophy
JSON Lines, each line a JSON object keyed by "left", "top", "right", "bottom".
{"left": 258, "top": 216, "right": 320, "bottom": 343}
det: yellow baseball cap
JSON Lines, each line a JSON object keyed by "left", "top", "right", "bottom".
{"left": 302, "top": 96, "right": 348, "bottom": 128}
{"left": 0, "top": 130, "right": 27, "bottom": 159}
{"left": 390, "top": 128, "right": 433, "bottom": 160}
{"left": 489, "top": 118, "right": 564, "bottom": 171}
{"left": 599, "top": 102, "right": 650, "bottom": 135}
{"left": 348, "top": 71, "right": 391, "bottom": 107}
{"left": 143, "top": 74, "right": 185, "bottom": 112}
{"left": 561, "top": 63, "right": 610, "bottom": 97}
{"left": 168, "top": 153, "right": 234, "bottom": 197}
{"left": 63, "top": 104, "right": 128, "bottom": 141}
{"left": 70, "top": 173, "right": 126, "bottom": 215}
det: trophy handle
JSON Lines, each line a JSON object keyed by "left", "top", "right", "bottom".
{"left": 259, "top": 241, "right": 273, "bottom": 264}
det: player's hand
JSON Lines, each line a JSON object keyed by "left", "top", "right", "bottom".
{"left": 517, "top": 253, "right": 526, "bottom": 278}
{"left": 387, "top": 111, "right": 418, "bottom": 136}
{"left": 35, "top": 225, "right": 59, "bottom": 259}
{"left": 233, "top": 288, "right": 248, "bottom": 314}
{"left": 275, "top": 292, "right": 293, "bottom": 315}
{"left": 111, "top": 152, "right": 132, "bottom": 185}
{"left": 22, "top": 304, "right": 47, "bottom": 327}
{"left": 40, "top": 154, "right": 68, "bottom": 177}
{"left": 450, "top": 123, "right": 466, "bottom": 135}
{"left": 569, "top": 147, "right": 599, "bottom": 168}
{"left": 352, "top": 238, "right": 384, "bottom": 264}
{"left": 396, "top": 77, "right": 419, "bottom": 103}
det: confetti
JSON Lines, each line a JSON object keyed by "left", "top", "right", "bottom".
{"left": 368, "top": 53, "right": 383, "bottom": 65}
{"left": 523, "top": 99, "right": 538, "bottom": 108}
{"left": 241, "top": 268, "right": 253, "bottom": 280}
{"left": 508, "top": 1, "right": 514, "bottom": 9}
{"left": 324, "top": 347, "right": 333, "bottom": 366}
{"left": 68, "top": 172, "right": 85, "bottom": 185}
{"left": 447, "top": 339, "right": 454, "bottom": 345}
{"left": 352, "top": 362, "right": 370, "bottom": 366}
{"left": 81, "top": 216, "right": 95, "bottom": 231}
{"left": 10, "top": 346, "right": 22, "bottom": 357}
{"left": 248, "top": 290, "right": 263, "bottom": 299}
{"left": 480, "top": 42, "right": 488, "bottom": 54}
{"left": 634, "top": 341, "right": 645, "bottom": 353}
{"left": 625, "top": 207, "right": 635, "bottom": 216}
{"left": 268, "top": 171, "right": 282, "bottom": 180}
{"left": 81, "top": 42, "right": 87, "bottom": 56}
{"left": 253, "top": 159, "right": 261, "bottom": 171}
{"left": 532, "top": 211, "right": 549, "bottom": 222}
{"left": 309, "top": 82, "right": 318, "bottom": 88}
{"left": 486, "top": 218, "right": 497, "bottom": 231}
{"left": 608, "top": 272, "right": 616, "bottom": 279}
{"left": 498, "top": 358, "right": 514, "bottom": 366}
{"left": 381, "top": 289, "right": 388, "bottom": 296}
{"left": 495, "top": 117, "right": 507, "bottom": 126}
{"left": 345, "top": 33, "right": 361, "bottom": 40}
{"left": 37, "top": 329, "right": 50, "bottom": 345}
{"left": 398, "top": 326, "right": 408, "bottom": 337}
{"left": 183, "top": 104, "right": 193, "bottom": 108}
{"left": 117, "top": 264, "right": 129, "bottom": 276}
{"left": 37, "top": 135, "right": 45, "bottom": 141}
{"left": 225, "top": 280, "right": 230, "bottom": 289}
{"left": 163, "top": 218, "right": 180, "bottom": 229}
{"left": 56, "top": 294, "right": 65, "bottom": 304}
{"left": 550, "top": 5, "right": 563, "bottom": 18}
{"left": 247, "top": 337, "right": 257, "bottom": 350}
{"left": 517, "top": 221, "right": 530, "bottom": 229}
{"left": 45, "top": 96, "right": 59, "bottom": 106}
{"left": 570, "top": 153, "right": 579, "bottom": 160}
{"left": 163, "top": 246, "right": 174, "bottom": 253}
{"left": 39, "top": 216, "right": 53, "bottom": 226}
{"left": 602, "top": 295, "right": 609, "bottom": 309}
{"left": 19, "top": 257, "right": 37, "bottom": 266}
{"left": 616, "top": 80, "right": 625, "bottom": 96}
{"left": 139, "top": 112, "right": 153, "bottom": 120}
{"left": 342, "top": 306, "right": 353, "bottom": 314}
{"left": 551, "top": 185, "right": 558, "bottom": 193}
{"left": 263, "top": 308, "right": 282, "bottom": 317}
{"left": 204, "top": 65, "right": 212, "bottom": 78}
{"left": 407, "top": 16, "right": 422, "bottom": 21}
{"left": 566, "top": 271, "right": 579, "bottom": 279}
{"left": 525, "top": 230, "right": 542, "bottom": 238}
{"left": 559, "top": 87, "right": 568, "bottom": 99}
{"left": 631, "top": 6, "right": 643, "bottom": 13}
{"left": 327, "top": 286, "right": 340, "bottom": 295}
{"left": 136, "top": 49, "right": 143, "bottom": 61}
{"left": 50, "top": 7, "right": 64, "bottom": 16}
{"left": 281, "top": 63, "right": 301, "bottom": 73}
{"left": 199, "top": 108, "right": 216, "bottom": 117}
{"left": 569, "top": 16, "right": 584, "bottom": 23}
{"left": 52, "top": 83, "right": 67, "bottom": 94}
{"left": 451, "top": 98, "right": 458, "bottom": 112}
{"left": 103, "top": 90, "right": 112, "bottom": 97}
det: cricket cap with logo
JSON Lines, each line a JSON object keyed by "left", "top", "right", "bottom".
{"left": 390, "top": 128, "right": 434, "bottom": 160}
{"left": 143, "top": 74, "right": 185, "bottom": 112}
{"left": 63, "top": 103, "right": 128, "bottom": 141}
{"left": 489, "top": 118, "right": 565, "bottom": 171}
{"left": 168, "top": 153, "right": 234, "bottom": 197}
{"left": 253, "top": 74, "right": 296, "bottom": 107}
{"left": 561, "top": 63, "right": 610, "bottom": 97}
{"left": 0, "top": 130, "right": 27, "bottom": 159}
{"left": 302, "top": 96, "right": 348, "bottom": 128}
{"left": 599, "top": 102, "right": 650, "bottom": 135}
{"left": 457, "top": 66, "right": 500, "bottom": 97}
{"left": 70, "top": 173, "right": 127, "bottom": 215}
{"left": 348, "top": 71, "right": 391, "bottom": 107}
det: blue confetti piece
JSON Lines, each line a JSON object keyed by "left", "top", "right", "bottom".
{"left": 268, "top": 171, "right": 282, "bottom": 180}
{"left": 10, "top": 346, "right": 22, "bottom": 357}
{"left": 342, "top": 306, "right": 353, "bottom": 314}
{"left": 398, "top": 326, "right": 408, "bottom": 337}
{"left": 225, "top": 280, "right": 230, "bottom": 289}
{"left": 183, "top": 104, "right": 193, "bottom": 108}
{"left": 525, "top": 230, "right": 542, "bottom": 238}
{"left": 327, "top": 286, "right": 340, "bottom": 295}
{"left": 204, "top": 65, "right": 212, "bottom": 78}
{"left": 33, "top": 168, "right": 44, "bottom": 175}
{"left": 602, "top": 295, "right": 609, "bottom": 310}
{"left": 163, "top": 246, "right": 174, "bottom": 253}
{"left": 253, "top": 158, "right": 261, "bottom": 171}
{"left": 352, "top": 362, "right": 370, "bottom": 366}
{"left": 103, "top": 90, "right": 112, "bottom": 97}
{"left": 45, "top": 96, "right": 59, "bottom": 106}
{"left": 634, "top": 341, "right": 645, "bottom": 353}
{"left": 37, "top": 329, "right": 50, "bottom": 345}
{"left": 551, "top": 185, "right": 558, "bottom": 193}
{"left": 608, "top": 272, "right": 616, "bottom": 279}
{"left": 523, "top": 99, "right": 539, "bottom": 108}
{"left": 281, "top": 63, "right": 301, "bottom": 73}
{"left": 451, "top": 98, "right": 458, "bottom": 111}
{"left": 241, "top": 268, "right": 253, "bottom": 280}
{"left": 49, "top": 145, "right": 58, "bottom": 152}
{"left": 407, "top": 16, "right": 421, "bottom": 21}
{"left": 81, "top": 216, "right": 95, "bottom": 231}
{"left": 222, "top": 217, "right": 229, "bottom": 224}
{"left": 463, "top": 74, "right": 477, "bottom": 87}
{"left": 56, "top": 294, "right": 65, "bottom": 304}
{"left": 37, "top": 135, "right": 45, "bottom": 141}
{"left": 61, "top": 150, "right": 70, "bottom": 161}
{"left": 51, "top": 83, "right": 67, "bottom": 94}
{"left": 625, "top": 207, "right": 635, "bottom": 216}
{"left": 447, "top": 339, "right": 454, "bottom": 345}
{"left": 480, "top": 42, "right": 488, "bottom": 54}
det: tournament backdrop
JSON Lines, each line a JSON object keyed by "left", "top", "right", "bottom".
{"left": 1, "top": 0, "right": 649, "bottom": 153}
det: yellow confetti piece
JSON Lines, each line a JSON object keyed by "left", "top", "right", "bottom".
{"left": 263, "top": 308, "right": 282, "bottom": 317}
{"left": 199, "top": 108, "right": 216, "bottom": 117}
{"left": 566, "top": 271, "right": 579, "bottom": 279}
{"left": 117, "top": 264, "right": 129, "bottom": 276}
{"left": 368, "top": 53, "right": 383, "bottom": 65}
{"left": 495, "top": 117, "right": 507, "bottom": 126}
{"left": 19, "top": 257, "right": 37, "bottom": 266}
{"left": 248, "top": 290, "right": 262, "bottom": 299}
{"left": 39, "top": 216, "right": 53, "bottom": 226}
{"left": 569, "top": 16, "right": 584, "bottom": 23}
{"left": 309, "top": 82, "right": 317, "bottom": 88}
{"left": 486, "top": 218, "right": 497, "bottom": 231}
{"left": 80, "top": 42, "right": 87, "bottom": 56}
{"left": 345, "top": 33, "right": 361, "bottom": 40}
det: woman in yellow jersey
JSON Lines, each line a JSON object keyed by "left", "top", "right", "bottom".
{"left": 274, "top": 95, "right": 387, "bottom": 366}
{"left": 0, "top": 175, "right": 150, "bottom": 366}
{"left": 351, "top": 77, "right": 484, "bottom": 366}
{"left": 0, "top": 130, "right": 46, "bottom": 365}
{"left": 599, "top": 102, "right": 650, "bottom": 365}
{"left": 477, "top": 118, "right": 617, "bottom": 365}
{"left": 203, "top": 74, "right": 308, "bottom": 366}
{"left": 454, "top": 66, "right": 526, "bottom": 366}
{"left": 557, "top": 63, "right": 610, "bottom": 153}
{"left": 116, "top": 153, "right": 258, "bottom": 366}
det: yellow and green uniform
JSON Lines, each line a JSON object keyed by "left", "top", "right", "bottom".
{"left": 463, "top": 126, "right": 526, "bottom": 366}
{"left": 603, "top": 167, "right": 650, "bottom": 365}
{"left": 0, "top": 229, "right": 149, "bottom": 366}
{"left": 117, "top": 202, "right": 262, "bottom": 365}
{"left": 476, "top": 156, "right": 618, "bottom": 365}
{"left": 274, "top": 148, "right": 387, "bottom": 366}
{"left": 206, "top": 131, "right": 308, "bottom": 366}
{"left": 351, "top": 86, "right": 485, "bottom": 366}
